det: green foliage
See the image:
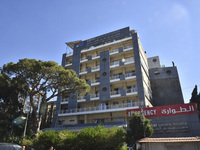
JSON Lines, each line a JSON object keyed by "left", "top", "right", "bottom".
{"left": 77, "top": 125, "right": 126, "bottom": 150}
{"left": 21, "top": 139, "right": 32, "bottom": 150}
{"left": 121, "top": 144, "right": 128, "bottom": 150}
{"left": 190, "top": 85, "right": 200, "bottom": 119}
{"left": 126, "top": 114, "right": 153, "bottom": 148}
{"left": 32, "top": 126, "right": 126, "bottom": 150}
{"left": 0, "top": 73, "right": 24, "bottom": 143}
{"left": 1, "top": 58, "right": 90, "bottom": 133}
{"left": 32, "top": 130, "right": 59, "bottom": 150}
{"left": 190, "top": 85, "right": 199, "bottom": 103}
{"left": 58, "top": 130, "right": 77, "bottom": 150}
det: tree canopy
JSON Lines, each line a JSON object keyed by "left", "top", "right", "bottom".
{"left": 1, "top": 58, "right": 90, "bottom": 133}
{"left": 126, "top": 114, "right": 153, "bottom": 148}
{"left": 0, "top": 73, "right": 24, "bottom": 143}
{"left": 190, "top": 85, "right": 200, "bottom": 119}
{"left": 190, "top": 85, "right": 200, "bottom": 104}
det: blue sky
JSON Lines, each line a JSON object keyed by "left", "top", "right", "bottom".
{"left": 0, "top": 0, "right": 200, "bottom": 103}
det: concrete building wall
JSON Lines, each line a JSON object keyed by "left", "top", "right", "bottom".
{"left": 150, "top": 113, "right": 200, "bottom": 137}
{"left": 148, "top": 56, "right": 161, "bottom": 69}
{"left": 149, "top": 66, "right": 184, "bottom": 106}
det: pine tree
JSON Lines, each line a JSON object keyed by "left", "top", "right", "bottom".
{"left": 190, "top": 85, "right": 198, "bottom": 103}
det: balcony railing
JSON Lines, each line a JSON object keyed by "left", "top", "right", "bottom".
{"left": 91, "top": 93, "right": 99, "bottom": 98}
{"left": 91, "top": 79, "right": 100, "bottom": 84}
{"left": 65, "top": 61, "right": 72, "bottom": 65}
{"left": 110, "top": 91, "right": 121, "bottom": 95}
{"left": 110, "top": 61, "right": 120, "bottom": 67}
{"left": 80, "top": 57, "right": 87, "bottom": 61}
{"left": 126, "top": 88, "right": 137, "bottom": 93}
{"left": 110, "top": 48, "right": 119, "bottom": 54}
{"left": 60, "top": 102, "right": 139, "bottom": 114}
{"left": 92, "top": 65, "right": 100, "bottom": 71}
{"left": 124, "top": 45, "right": 133, "bottom": 50}
{"left": 124, "top": 57, "right": 134, "bottom": 63}
{"left": 80, "top": 69, "right": 87, "bottom": 73}
{"left": 125, "top": 72, "right": 136, "bottom": 78}
{"left": 77, "top": 96, "right": 86, "bottom": 100}
{"left": 92, "top": 53, "right": 100, "bottom": 58}
{"left": 110, "top": 75, "right": 120, "bottom": 80}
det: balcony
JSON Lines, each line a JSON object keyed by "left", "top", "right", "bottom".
{"left": 125, "top": 72, "right": 136, "bottom": 80}
{"left": 91, "top": 79, "right": 100, "bottom": 86}
{"left": 80, "top": 57, "right": 88, "bottom": 63}
{"left": 110, "top": 75, "right": 120, "bottom": 83}
{"left": 79, "top": 69, "right": 87, "bottom": 75}
{"left": 91, "top": 65, "right": 100, "bottom": 72}
{"left": 110, "top": 87, "right": 137, "bottom": 98}
{"left": 59, "top": 102, "right": 139, "bottom": 116}
{"left": 77, "top": 96, "right": 86, "bottom": 100}
{"left": 110, "top": 91, "right": 121, "bottom": 97}
{"left": 124, "top": 57, "right": 134, "bottom": 65}
{"left": 126, "top": 88, "right": 137, "bottom": 96}
{"left": 81, "top": 37, "right": 132, "bottom": 54}
{"left": 124, "top": 45, "right": 133, "bottom": 50}
{"left": 65, "top": 61, "right": 72, "bottom": 67}
{"left": 110, "top": 61, "right": 120, "bottom": 68}
{"left": 110, "top": 48, "right": 119, "bottom": 54}
{"left": 92, "top": 53, "right": 100, "bottom": 60}
{"left": 91, "top": 93, "right": 99, "bottom": 101}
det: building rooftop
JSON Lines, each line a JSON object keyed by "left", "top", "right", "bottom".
{"left": 137, "top": 137, "right": 200, "bottom": 143}
{"left": 65, "top": 40, "right": 82, "bottom": 49}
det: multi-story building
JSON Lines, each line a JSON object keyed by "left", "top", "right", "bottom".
{"left": 51, "top": 27, "right": 153, "bottom": 129}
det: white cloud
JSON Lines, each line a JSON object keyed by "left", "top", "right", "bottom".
{"left": 148, "top": 2, "right": 190, "bottom": 26}
{"left": 166, "top": 3, "right": 189, "bottom": 23}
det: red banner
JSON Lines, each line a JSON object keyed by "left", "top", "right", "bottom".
{"left": 127, "top": 103, "right": 197, "bottom": 118}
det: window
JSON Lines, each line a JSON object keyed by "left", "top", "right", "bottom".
{"left": 128, "top": 100, "right": 133, "bottom": 107}
{"left": 102, "top": 87, "right": 107, "bottom": 91}
{"left": 113, "top": 101, "right": 119, "bottom": 105}
{"left": 78, "top": 120, "right": 84, "bottom": 124}
{"left": 95, "top": 91, "right": 99, "bottom": 97}
{"left": 113, "top": 60, "right": 120, "bottom": 65}
{"left": 126, "top": 70, "right": 135, "bottom": 77}
{"left": 78, "top": 105, "right": 85, "bottom": 112}
{"left": 114, "top": 73, "right": 122, "bottom": 79}
{"left": 96, "top": 77, "right": 100, "bottom": 82}
{"left": 98, "top": 103, "right": 107, "bottom": 110}
{"left": 113, "top": 101, "right": 119, "bottom": 108}
{"left": 128, "top": 100, "right": 136, "bottom": 107}
{"left": 114, "top": 117, "right": 125, "bottom": 122}
{"left": 102, "top": 72, "right": 107, "bottom": 76}
{"left": 95, "top": 119, "right": 105, "bottom": 123}
{"left": 166, "top": 70, "right": 172, "bottom": 75}
{"left": 127, "top": 85, "right": 137, "bottom": 93}
{"left": 153, "top": 58, "right": 157, "bottom": 62}
{"left": 114, "top": 88, "right": 120, "bottom": 94}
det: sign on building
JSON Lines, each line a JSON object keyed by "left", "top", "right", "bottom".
{"left": 127, "top": 103, "right": 197, "bottom": 118}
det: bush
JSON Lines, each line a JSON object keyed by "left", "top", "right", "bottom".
{"left": 32, "top": 130, "right": 59, "bottom": 150}
{"left": 58, "top": 130, "right": 77, "bottom": 150}
{"left": 21, "top": 139, "right": 32, "bottom": 150}
{"left": 77, "top": 125, "right": 126, "bottom": 150}
{"left": 31, "top": 126, "right": 126, "bottom": 150}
